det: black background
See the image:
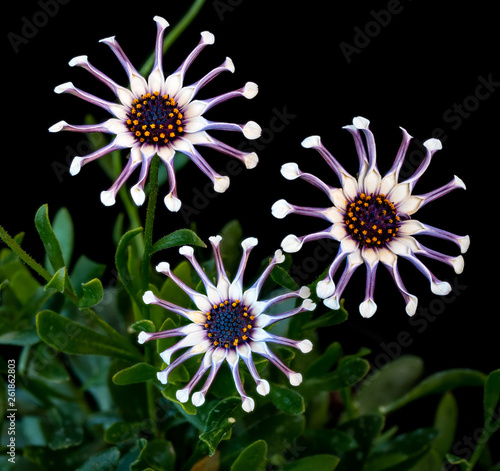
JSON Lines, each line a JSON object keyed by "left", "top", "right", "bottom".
{"left": 3, "top": 0, "right": 499, "bottom": 461}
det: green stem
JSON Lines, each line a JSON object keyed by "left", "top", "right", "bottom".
{"left": 139, "top": 0, "right": 207, "bottom": 76}
{"left": 139, "top": 155, "right": 161, "bottom": 437}
{"left": 467, "top": 422, "right": 500, "bottom": 470}
{"left": 138, "top": 0, "right": 206, "bottom": 439}
{"left": 141, "top": 155, "right": 160, "bottom": 321}
{"left": 0, "top": 225, "right": 52, "bottom": 282}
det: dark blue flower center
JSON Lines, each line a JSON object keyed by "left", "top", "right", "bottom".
{"left": 126, "top": 91, "right": 184, "bottom": 146}
{"left": 204, "top": 300, "right": 254, "bottom": 349}
{"left": 344, "top": 193, "right": 401, "bottom": 247}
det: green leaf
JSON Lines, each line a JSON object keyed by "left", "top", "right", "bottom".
{"left": 230, "top": 440, "right": 268, "bottom": 471}
{"left": 226, "top": 414, "right": 305, "bottom": 461}
{"left": 78, "top": 278, "right": 104, "bottom": 309}
{"left": 105, "top": 421, "right": 147, "bottom": 444}
{"left": 161, "top": 382, "right": 197, "bottom": 415}
{"left": 445, "top": 453, "right": 470, "bottom": 468}
{"left": 70, "top": 255, "right": 106, "bottom": 297}
{"left": 409, "top": 448, "right": 443, "bottom": 471}
{"left": 28, "top": 344, "right": 71, "bottom": 383}
{"left": 433, "top": 392, "right": 458, "bottom": 458}
{"left": 46, "top": 407, "right": 84, "bottom": 450}
{"left": 0, "top": 278, "right": 8, "bottom": 295}
{"left": 283, "top": 454, "right": 340, "bottom": 471}
{"left": 51, "top": 207, "right": 74, "bottom": 268}
{"left": 199, "top": 396, "right": 241, "bottom": 455}
{"left": 152, "top": 228, "right": 206, "bottom": 253}
{"left": 130, "top": 438, "right": 176, "bottom": 471}
{"left": 355, "top": 355, "right": 425, "bottom": 415}
{"left": 271, "top": 265, "right": 299, "bottom": 291}
{"left": 302, "top": 307, "right": 348, "bottom": 330}
{"left": 304, "top": 357, "right": 370, "bottom": 394}
{"left": 369, "top": 427, "right": 440, "bottom": 471}
{"left": 130, "top": 319, "right": 156, "bottom": 333}
{"left": 112, "top": 362, "right": 158, "bottom": 385}
{"left": 269, "top": 384, "right": 305, "bottom": 415}
{"left": 34, "top": 204, "right": 66, "bottom": 272}
{"left": 337, "top": 414, "right": 385, "bottom": 469}
{"left": 76, "top": 447, "right": 120, "bottom": 471}
{"left": 380, "top": 369, "right": 486, "bottom": 414}
{"left": 307, "top": 341, "right": 342, "bottom": 377}
{"left": 484, "top": 369, "right": 500, "bottom": 426}
{"left": 115, "top": 227, "right": 143, "bottom": 305}
{"left": 44, "top": 266, "right": 67, "bottom": 293}
{"left": 36, "top": 310, "right": 141, "bottom": 362}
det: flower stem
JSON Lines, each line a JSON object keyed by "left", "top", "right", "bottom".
{"left": 141, "top": 155, "right": 160, "bottom": 321}
{"left": 139, "top": 154, "right": 162, "bottom": 437}
{"left": 0, "top": 224, "right": 52, "bottom": 282}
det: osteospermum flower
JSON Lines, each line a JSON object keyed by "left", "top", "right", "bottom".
{"left": 272, "top": 116, "right": 470, "bottom": 318}
{"left": 49, "top": 16, "right": 261, "bottom": 210}
{"left": 139, "top": 236, "right": 315, "bottom": 412}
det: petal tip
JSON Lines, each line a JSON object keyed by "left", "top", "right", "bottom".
{"left": 271, "top": 199, "right": 292, "bottom": 219}
{"left": 301, "top": 135, "right": 321, "bottom": 148}
{"left": 243, "top": 121, "right": 262, "bottom": 140}
{"left": 280, "top": 162, "right": 300, "bottom": 180}
{"left": 142, "top": 290, "right": 156, "bottom": 305}
{"left": 281, "top": 234, "right": 302, "bottom": 253}
{"left": 100, "top": 190, "right": 116, "bottom": 206}
{"left": 352, "top": 116, "right": 370, "bottom": 129}
{"left": 243, "top": 82, "right": 259, "bottom": 99}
